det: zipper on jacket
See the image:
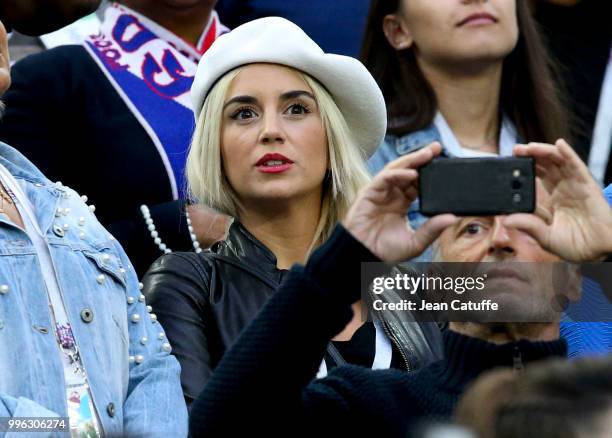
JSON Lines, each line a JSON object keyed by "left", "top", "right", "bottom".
{"left": 513, "top": 345, "right": 524, "bottom": 372}
{"left": 381, "top": 320, "right": 411, "bottom": 371}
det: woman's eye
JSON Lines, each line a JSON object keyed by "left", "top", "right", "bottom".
{"left": 286, "top": 103, "right": 310, "bottom": 115}
{"left": 230, "top": 107, "right": 257, "bottom": 120}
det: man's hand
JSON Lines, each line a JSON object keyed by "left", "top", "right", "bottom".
{"left": 343, "top": 143, "right": 457, "bottom": 262}
{"left": 504, "top": 139, "right": 612, "bottom": 262}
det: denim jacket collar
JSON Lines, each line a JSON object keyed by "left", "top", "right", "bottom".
{"left": 0, "top": 142, "right": 63, "bottom": 236}
{"left": 389, "top": 123, "right": 444, "bottom": 157}
{"left": 387, "top": 115, "right": 520, "bottom": 159}
{"left": 0, "top": 141, "right": 47, "bottom": 184}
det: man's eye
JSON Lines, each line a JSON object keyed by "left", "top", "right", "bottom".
{"left": 465, "top": 223, "right": 482, "bottom": 235}
{"left": 230, "top": 107, "right": 257, "bottom": 120}
{"left": 286, "top": 103, "right": 310, "bottom": 115}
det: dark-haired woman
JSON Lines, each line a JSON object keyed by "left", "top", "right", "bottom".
{"left": 364, "top": 0, "right": 573, "bottom": 256}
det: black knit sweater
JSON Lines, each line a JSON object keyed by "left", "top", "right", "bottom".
{"left": 189, "top": 225, "right": 567, "bottom": 437}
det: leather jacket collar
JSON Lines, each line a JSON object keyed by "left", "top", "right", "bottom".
{"left": 210, "top": 221, "right": 444, "bottom": 372}
{"left": 210, "top": 221, "right": 287, "bottom": 282}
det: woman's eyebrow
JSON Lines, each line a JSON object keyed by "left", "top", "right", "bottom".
{"left": 223, "top": 95, "right": 257, "bottom": 110}
{"left": 280, "top": 90, "right": 315, "bottom": 101}
{"left": 223, "top": 90, "right": 315, "bottom": 111}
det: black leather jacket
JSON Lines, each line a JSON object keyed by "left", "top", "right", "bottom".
{"left": 143, "top": 222, "right": 443, "bottom": 406}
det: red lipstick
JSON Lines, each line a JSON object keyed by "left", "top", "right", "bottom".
{"left": 256, "top": 153, "right": 294, "bottom": 174}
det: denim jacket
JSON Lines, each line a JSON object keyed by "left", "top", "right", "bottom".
{"left": 368, "top": 125, "right": 443, "bottom": 262}
{"left": 0, "top": 143, "right": 187, "bottom": 437}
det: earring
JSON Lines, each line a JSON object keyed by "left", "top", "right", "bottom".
{"left": 398, "top": 40, "right": 412, "bottom": 50}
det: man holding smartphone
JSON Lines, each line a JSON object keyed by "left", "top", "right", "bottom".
{"left": 189, "top": 140, "right": 612, "bottom": 436}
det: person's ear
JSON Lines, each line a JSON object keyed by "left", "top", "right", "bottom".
{"left": 564, "top": 263, "right": 582, "bottom": 303}
{"left": 382, "top": 13, "right": 414, "bottom": 51}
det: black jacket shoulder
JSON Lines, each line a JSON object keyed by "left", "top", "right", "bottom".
{"left": 142, "top": 222, "right": 282, "bottom": 406}
{"left": 9, "top": 45, "right": 105, "bottom": 98}
{"left": 13, "top": 44, "right": 93, "bottom": 69}
{"left": 145, "top": 250, "right": 214, "bottom": 302}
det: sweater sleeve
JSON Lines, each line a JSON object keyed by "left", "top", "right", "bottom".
{"left": 188, "top": 224, "right": 381, "bottom": 436}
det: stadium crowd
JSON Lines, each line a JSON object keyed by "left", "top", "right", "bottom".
{"left": 0, "top": 0, "right": 610, "bottom": 437}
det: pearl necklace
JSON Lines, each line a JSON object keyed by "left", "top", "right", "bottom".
{"left": 140, "top": 204, "right": 202, "bottom": 254}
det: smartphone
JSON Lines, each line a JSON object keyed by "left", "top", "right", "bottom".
{"left": 418, "top": 157, "right": 535, "bottom": 216}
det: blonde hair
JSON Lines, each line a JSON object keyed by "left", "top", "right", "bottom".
{"left": 186, "top": 66, "right": 371, "bottom": 255}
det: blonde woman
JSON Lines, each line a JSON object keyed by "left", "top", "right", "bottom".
{"left": 143, "top": 17, "right": 444, "bottom": 407}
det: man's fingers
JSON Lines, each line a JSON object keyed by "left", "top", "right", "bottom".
{"left": 384, "top": 142, "right": 442, "bottom": 171}
{"left": 534, "top": 177, "right": 553, "bottom": 222}
{"left": 534, "top": 204, "right": 553, "bottom": 225}
{"left": 514, "top": 142, "right": 565, "bottom": 189}
{"left": 502, "top": 214, "right": 551, "bottom": 247}
{"left": 516, "top": 143, "right": 564, "bottom": 189}
{"left": 535, "top": 164, "right": 548, "bottom": 176}
{"left": 555, "top": 139, "right": 592, "bottom": 182}
{"left": 413, "top": 214, "right": 458, "bottom": 253}
{"left": 518, "top": 139, "right": 597, "bottom": 192}
{"left": 371, "top": 168, "right": 419, "bottom": 193}
{"left": 536, "top": 167, "right": 561, "bottom": 195}
{"left": 514, "top": 142, "right": 565, "bottom": 166}
{"left": 403, "top": 185, "right": 419, "bottom": 202}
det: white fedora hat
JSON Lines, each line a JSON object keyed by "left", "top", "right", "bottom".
{"left": 191, "top": 16, "right": 387, "bottom": 157}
